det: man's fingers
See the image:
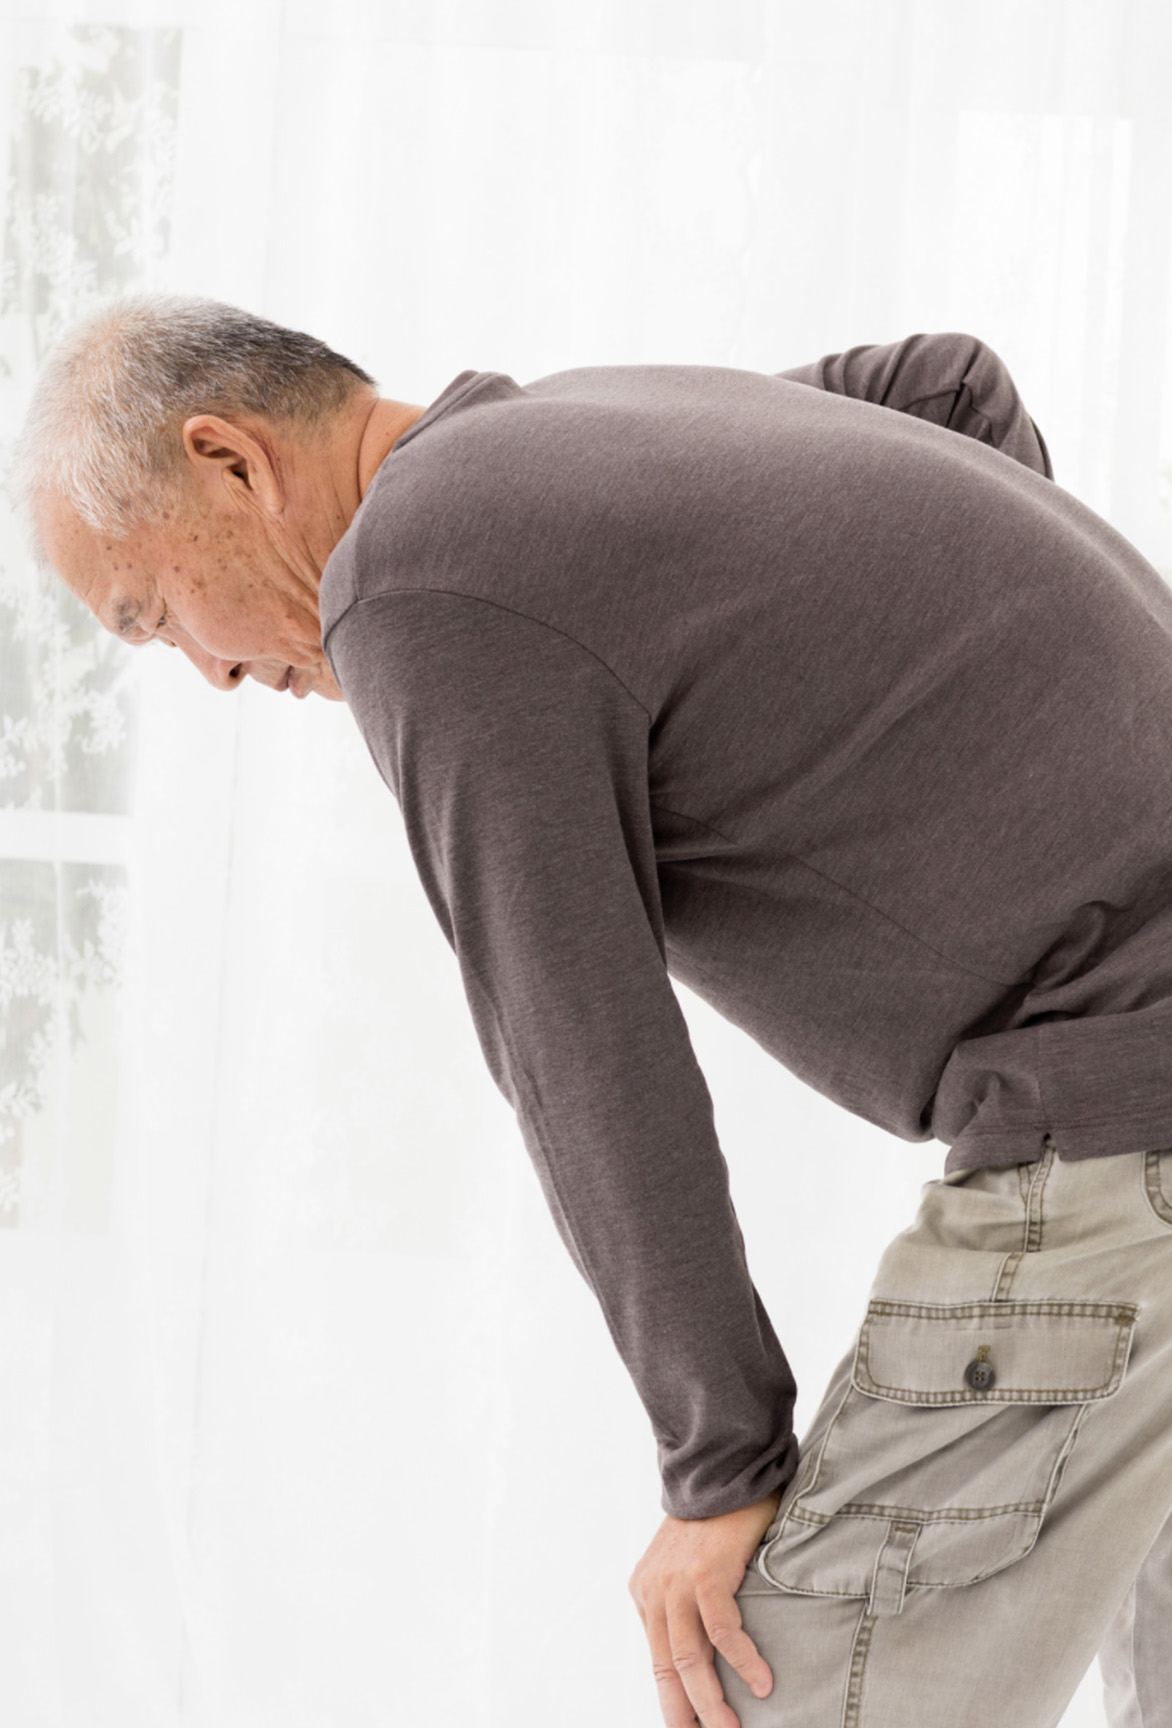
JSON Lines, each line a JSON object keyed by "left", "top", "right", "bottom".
{"left": 696, "top": 1580, "right": 774, "bottom": 1699}
{"left": 644, "top": 1610, "right": 712, "bottom": 1728}
{"left": 664, "top": 1596, "right": 742, "bottom": 1728}
{"left": 651, "top": 1652, "right": 713, "bottom": 1728}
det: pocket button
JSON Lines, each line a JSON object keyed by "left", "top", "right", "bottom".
{"left": 964, "top": 1358, "right": 996, "bottom": 1391}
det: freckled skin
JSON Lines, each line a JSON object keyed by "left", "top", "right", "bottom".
{"left": 37, "top": 390, "right": 424, "bottom": 701}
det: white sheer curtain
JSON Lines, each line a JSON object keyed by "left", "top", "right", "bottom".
{"left": 2, "top": 4, "right": 1170, "bottom": 1723}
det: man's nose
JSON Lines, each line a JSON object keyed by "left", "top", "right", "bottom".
{"left": 181, "top": 641, "right": 246, "bottom": 690}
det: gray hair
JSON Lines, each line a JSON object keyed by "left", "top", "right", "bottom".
{"left": 14, "top": 293, "right": 377, "bottom": 551}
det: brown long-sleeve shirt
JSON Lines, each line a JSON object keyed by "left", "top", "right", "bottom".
{"left": 320, "top": 335, "right": 1172, "bottom": 1519}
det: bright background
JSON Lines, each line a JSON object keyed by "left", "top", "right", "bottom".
{"left": 1, "top": 3, "right": 1171, "bottom": 1724}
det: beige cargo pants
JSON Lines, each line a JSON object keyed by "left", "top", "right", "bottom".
{"left": 716, "top": 1140, "right": 1172, "bottom": 1727}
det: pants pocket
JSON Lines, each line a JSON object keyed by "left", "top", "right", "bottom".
{"left": 757, "top": 1299, "right": 1137, "bottom": 1617}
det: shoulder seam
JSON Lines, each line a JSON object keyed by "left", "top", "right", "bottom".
{"left": 322, "top": 586, "right": 654, "bottom": 725}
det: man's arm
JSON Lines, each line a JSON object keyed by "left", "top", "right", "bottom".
{"left": 776, "top": 331, "right": 1054, "bottom": 480}
{"left": 326, "top": 589, "right": 798, "bottom": 1516}
{"left": 328, "top": 588, "right": 795, "bottom": 1725}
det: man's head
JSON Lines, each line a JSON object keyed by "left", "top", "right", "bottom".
{"left": 17, "top": 294, "right": 397, "bottom": 700}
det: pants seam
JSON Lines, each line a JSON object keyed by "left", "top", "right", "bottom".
{"left": 842, "top": 1604, "right": 876, "bottom": 1728}
{"left": 1133, "top": 1579, "right": 1152, "bottom": 1728}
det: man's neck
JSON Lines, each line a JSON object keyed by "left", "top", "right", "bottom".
{"left": 356, "top": 396, "right": 426, "bottom": 498}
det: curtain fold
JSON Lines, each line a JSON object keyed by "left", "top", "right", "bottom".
{"left": 2, "top": 6, "right": 1169, "bottom": 1724}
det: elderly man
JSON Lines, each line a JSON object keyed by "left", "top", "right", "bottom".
{"left": 20, "top": 298, "right": 1172, "bottom": 1728}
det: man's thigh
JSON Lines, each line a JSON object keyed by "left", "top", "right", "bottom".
{"left": 716, "top": 1143, "right": 1172, "bottom": 1728}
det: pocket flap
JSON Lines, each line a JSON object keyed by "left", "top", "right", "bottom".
{"left": 853, "top": 1300, "right": 1137, "bottom": 1405}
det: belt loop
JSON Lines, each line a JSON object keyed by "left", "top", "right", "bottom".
{"left": 1023, "top": 1136, "right": 1056, "bottom": 1255}
{"left": 994, "top": 1136, "right": 1057, "bottom": 1299}
{"left": 868, "top": 1521, "right": 919, "bottom": 1618}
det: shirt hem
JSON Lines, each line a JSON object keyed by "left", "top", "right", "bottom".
{"left": 943, "top": 1106, "right": 1172, "bottom": 1173}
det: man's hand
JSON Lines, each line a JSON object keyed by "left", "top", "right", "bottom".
{"left": 628, "top": 1489, "right": 782, "bottom": 1728}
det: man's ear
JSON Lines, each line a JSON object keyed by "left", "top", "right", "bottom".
{"left": 181, "top": 414, "right": 284, "bottom": 516}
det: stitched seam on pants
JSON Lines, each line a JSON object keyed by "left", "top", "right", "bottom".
{"left": 854, "top": 1381, "right": 1125, "bottom": 1405}
{"left": 842, "top": 1605, "right": 876, "bottom": 1728}
{"left": 799, "top": 1375, "right": 858, "bottom": 1502}
{"left": 863, "top": 1299, "right": 1137, "bottom": 1321}
{"left": 1133, "top": 1562, "right": 1158, "bottom": 1728}
{"left": 1025, "top": 1140, "right": 1055, "bottom": 1254}
{"left": 788, "top": 1500, "right": 1048, "bottom": 1525}
{"left": 757, "top": 1580, "right": 866, "bottom": 1600}
{"left": 992, "top": 1251, "right": 1021, "bottom": 1300}
{"left": 1143, "top": 1148, "right": 1172, "bottom": 1226}
{"left": 995, "top": 1142, "right": 1055, "bottom": 1299}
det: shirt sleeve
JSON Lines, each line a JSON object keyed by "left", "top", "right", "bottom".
{"left": 325, "top": 588, "right": 799, "bottom": 1520}
{"left": 776, "top": 331, "right": 1054, "bottom": 480}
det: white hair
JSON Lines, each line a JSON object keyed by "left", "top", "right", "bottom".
{"left": 13, "top": 293, "right": 376, "bottom": 555}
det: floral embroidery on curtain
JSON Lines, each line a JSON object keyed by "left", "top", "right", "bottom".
{"left": 0, "top": 26, "right": 180, "bottom": 1227}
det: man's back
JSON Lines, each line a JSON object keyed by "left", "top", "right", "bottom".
{"left": 324, "top": 362, "right": 1172, "bottom": 1148}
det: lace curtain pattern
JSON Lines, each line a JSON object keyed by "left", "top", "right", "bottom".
{"left": 1, "top": 25, "right": 177, "bottom": 1227}
{"left": 1, "top": 5, "right": 1170, "bottom": 1725}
